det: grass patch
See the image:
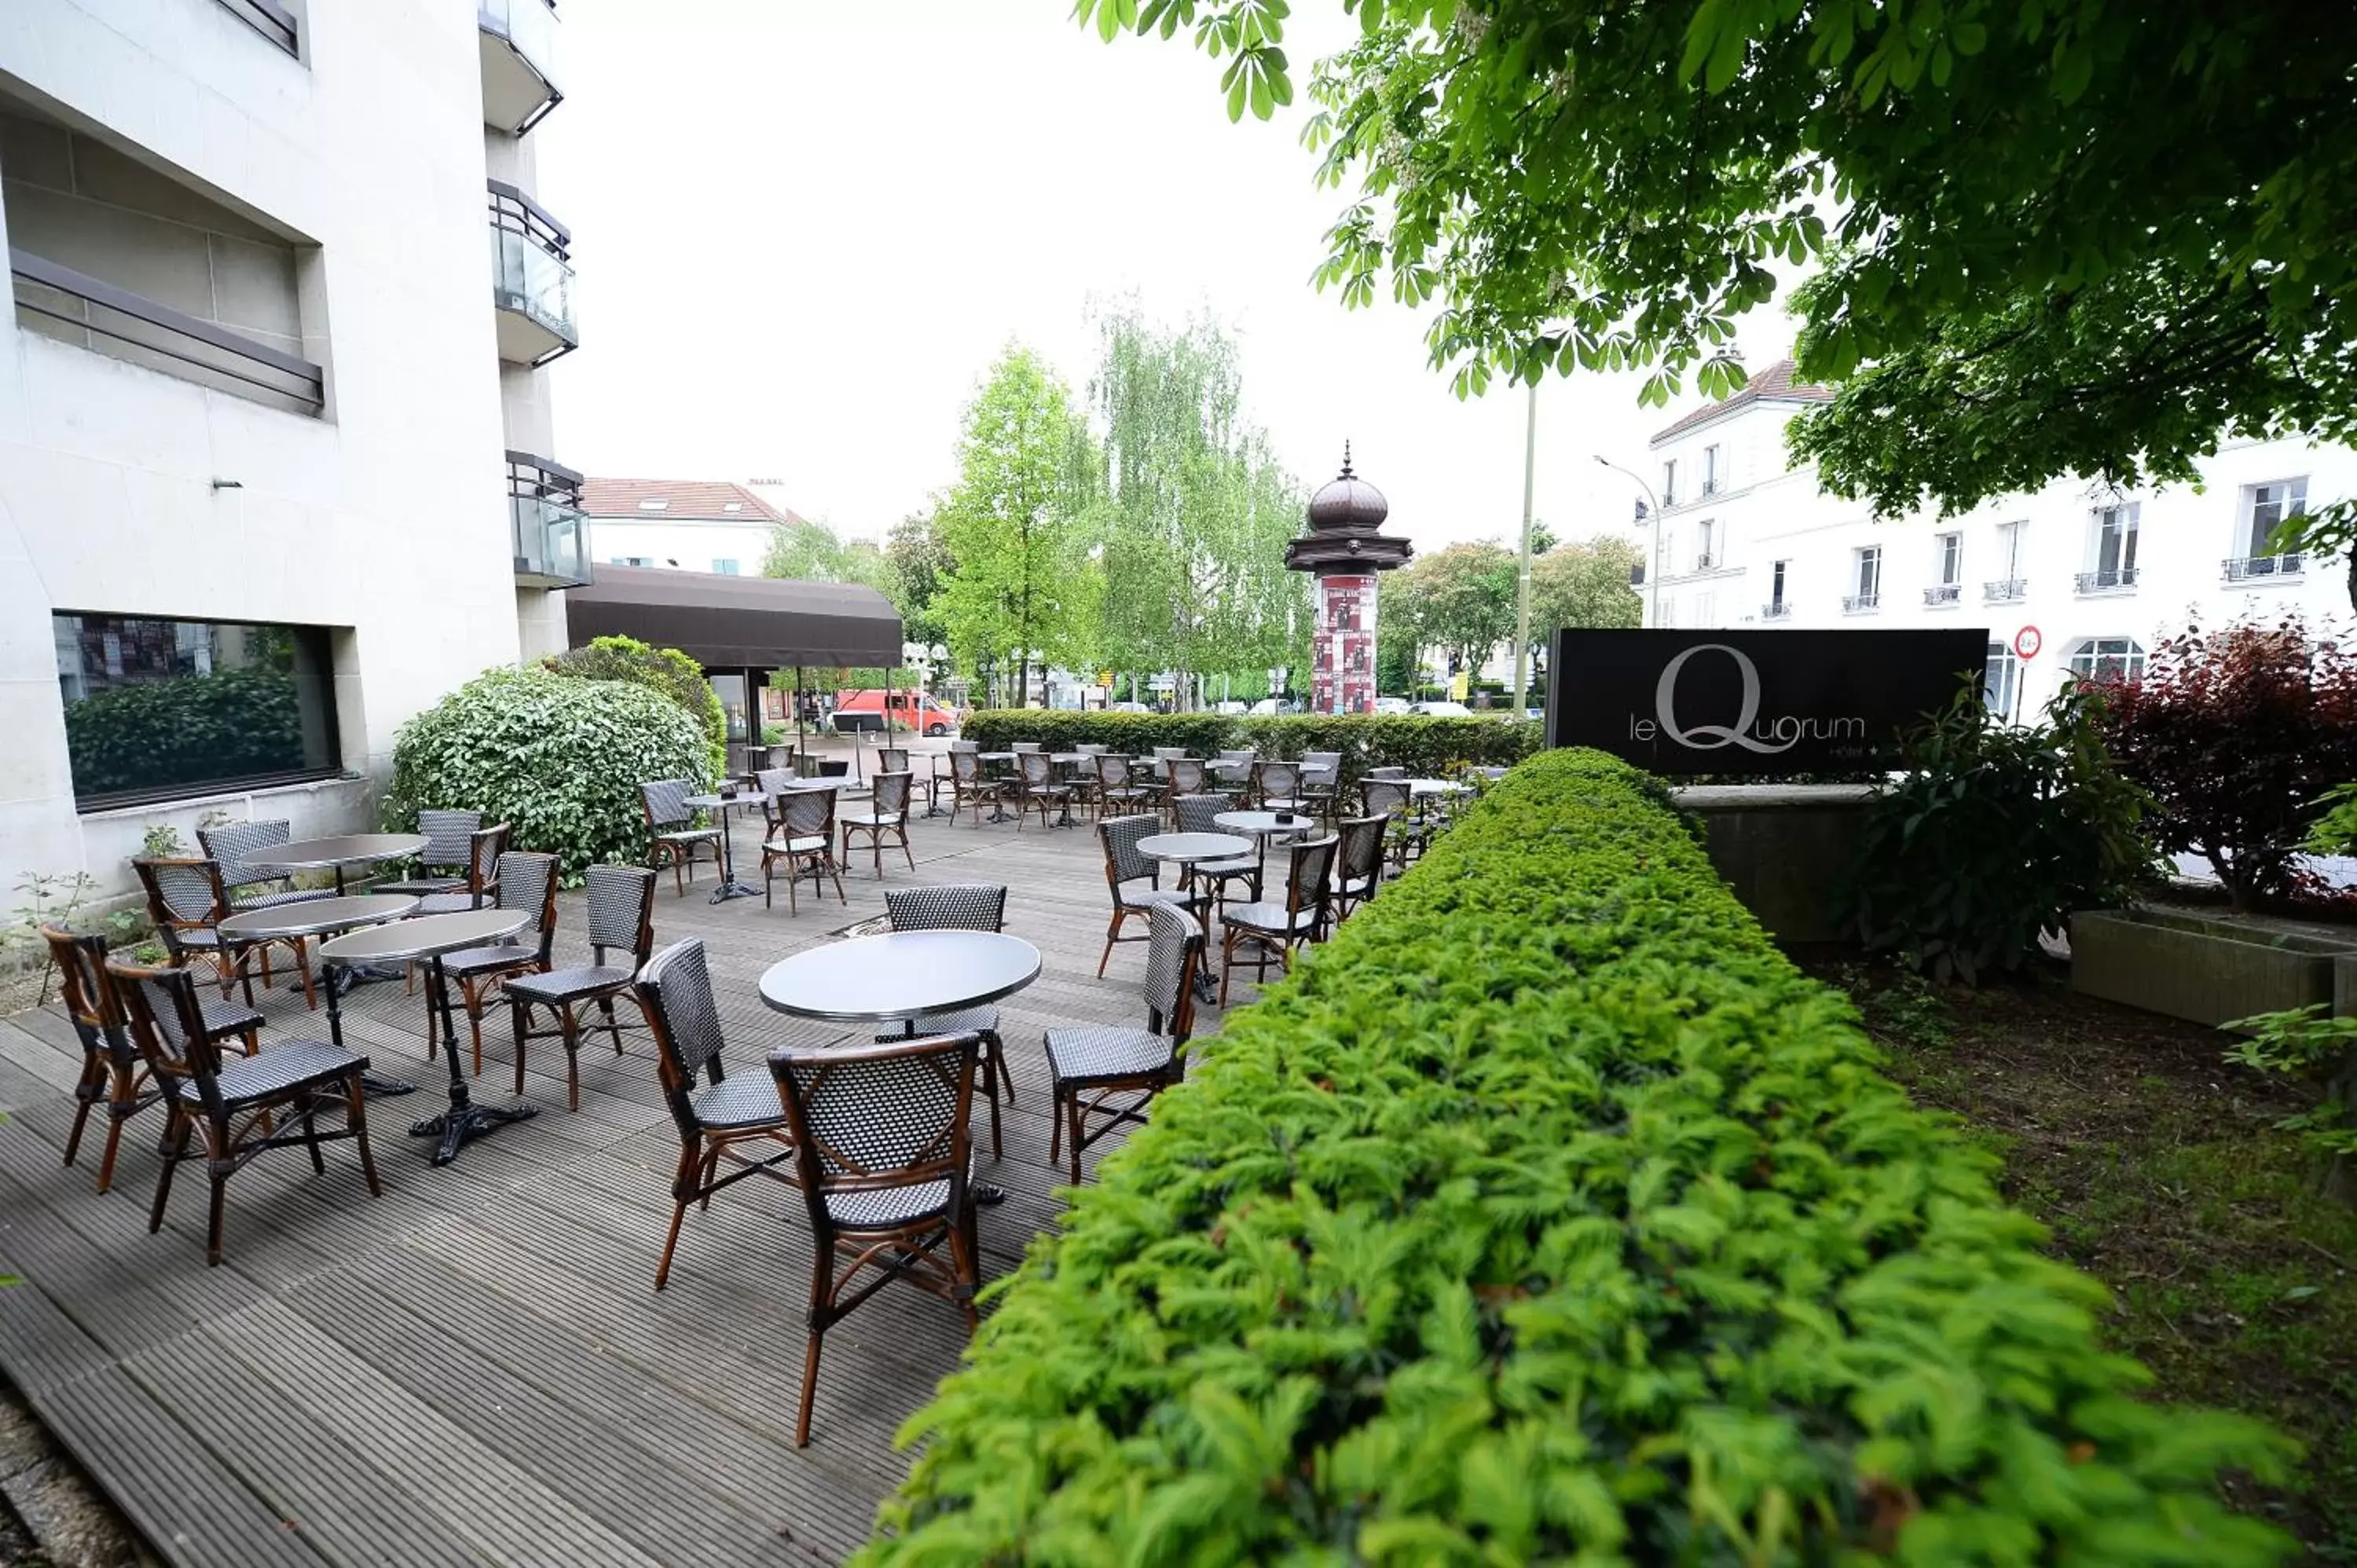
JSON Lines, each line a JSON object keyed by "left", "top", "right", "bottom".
{"left": 1827, "top": 958, "right": 2357, "bottom": 1559}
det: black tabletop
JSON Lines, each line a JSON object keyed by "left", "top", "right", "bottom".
{"left": 758, "top": 930, "right": 1042, "bottom": 1023}
{"left": 241, "top": 833, "right": 429, "bottom": 871}
{"left": 318, "top": 909, "right": 530, "bottom": 965}
{"left": 218, "top": 893, "right": 419, "bottom": 942}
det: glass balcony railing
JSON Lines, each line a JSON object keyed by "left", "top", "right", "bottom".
{"left": 508, "top": 452, "right": 591, "bottom": 589}
{"left": 489, "top": 183, "right": 576, "bottom": 365}
{"left": 478, "top": 0, "right": 561, "bottom": 132}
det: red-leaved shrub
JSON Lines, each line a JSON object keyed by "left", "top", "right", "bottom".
{"left": 2091, "top": 617, "right": 2357, "bottom": 908}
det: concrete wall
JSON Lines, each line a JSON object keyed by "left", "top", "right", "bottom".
{"left": 1668, "top": 783, "right": 1873, "bottom": 943}
{"left": 0, "top": 0, "right": 524, "bottom": 897}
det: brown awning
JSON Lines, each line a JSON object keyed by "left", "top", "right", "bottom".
{"left": 564, "top": 566, "right": 902, "bottom": 669}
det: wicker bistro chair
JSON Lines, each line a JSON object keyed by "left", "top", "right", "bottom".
{"left": 1044, "top": 902, "right": 1203, "bottom": 1185}
{"left": 1093, "top": 755, "right": 1155, "bottom": 816}
{"left": 762, "top": 789, "right": 847, "bottom": 911}
{"left": 1331, "top": 815, "right": 1391, "bottom": 921}
{"left": 1213, "top": 749, "right": 1258, "bottom": 789}
{"left": 196, "top": 820, "right": 336, "bottom": 911}
{"left": 878, "top": 885, "right": 1014, "bottom": 1158}
{"left": 947, "top": 749, "right": 1006, "bottom": 827}
{"left": 1251, "top": 759, "right": 1308, "bottom": 815}
{"left": 428, "top": 852, "right": 559, "bottom": 1075}
{"left": 1299, "top": 751, "right": 1344, "bottom": 819}
{"left": 108, "top": 958, "right": 379, "bottom": 1267}
{"left": 45, "top": 925, "right": 262, "bottom": 1194}
{"left": 1015, "top": 751, "right": 1074, "bottom": 830}
{"left": 1096, "top": 814, "right": 1209, "bottom": 977}
{"left": 768, "top": 1030, "right": 984, "bottom": 1447}
{"left": 634, "top": 939, "right": 797, "bottom": 1291}
{"left": 1360, "top": 778, "right": 1420, "bottom": 870}
{"left": 641, "top": 779, "right": 724, "bottom": 897}
{"left": 1172, "top": 793, "right": 1262, "bottom": 914}
{"left": 132, "top": 857, "right": 309, "bottom": 1007}
{"left": 504, "top": 865, "right": 658, "bottom": 1110}
{"left": 375, "top": 809, "right": 485, "bottom": 898}
{"left": 757, "top": 766, "right": 799, "bottom": 797}
{"left": 840, "top": 772, "right": 916, "bottom": 877}
{"left": 410, "top": 822, "right": 514, "bottom": 915}
{"left": 1219, "top": 833, "right": 1340, "bottom": 1005}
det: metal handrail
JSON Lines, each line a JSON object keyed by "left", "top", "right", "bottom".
{"left": 215, "top": 0, "right": 298, "bottom": 54}
{"left": 488, "top": 181, "right": 570, "bottom": 263}
{"left": 2076, "top": 567, "right": 2139, "bottom": 593}
{"left": 506, "top": 449, "right": 584, "bottom": 507}
{"left": 1761, "top": 603, "right": 1791, "bottom": 619}
{"left": 1985, "top": 578, "right": 2027, "bottom": 600}
{"left": 1842, "top": 593, "right": 1879, "bottom": 613}
{"left": 1924, "top": 584, "right": 1962, "bottom": 605}
{"left": 2223, "top": 554, "right": 2305, "bottom": 581}
{"left": 10, "top": 247, "right": 323, "bottom": 412}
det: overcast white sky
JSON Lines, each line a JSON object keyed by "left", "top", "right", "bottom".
{"left": 539, "top": 0, "right": 1796, "bottom": 552}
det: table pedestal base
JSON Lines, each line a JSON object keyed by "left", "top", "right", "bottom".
{"left": 364, "top": 1074, "right": 418, "bottom": 1098}
{"left": 707, "top": 878, "right": 763, "bottom": 903}
{"left": 409, "top": 1098, "right": 537, "bottom": 1166}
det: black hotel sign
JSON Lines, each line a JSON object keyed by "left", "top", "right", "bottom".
{"left": 1545, "top": 628, "right": 1987, "bottom": 774}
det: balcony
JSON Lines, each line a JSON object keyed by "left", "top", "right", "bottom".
{"left": 1842, "top": 593, "right": 1879, "bottom": 614}
{"left": 2224, "top": 553, "right": 2305, "bottom": 583}
{"left": 10, "top": 248, "right": 323, "bottom": 416}
{"left": 1761, "top": 602, "right": 1791, "bottom": 620}
{"left": 1693, "top": 552, "right": 1716, "bottom": 571}
{"left": 2076, "top": 567, "right": 2140, "bottom": 595}
{"left": 1924, "top": 584, "right": 1962, "bottom": 606}
{"left": 479, "top": 0, "right": 562, "bottom": 134}
{"left": 489, "top": 182, "right": 576, "bottom": 365}
{"left": 215, "top": 0, "right": 298, "bottom": 55}
{"left": 509, "top": 451, "right": 591, "bottom": 588}
{"left": 1985, "top": 578, "right": 2027, "bottom": 603}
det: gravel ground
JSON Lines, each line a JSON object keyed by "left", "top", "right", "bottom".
{"left": 0, "top": 1380, "right": 151, "bottom": 1568}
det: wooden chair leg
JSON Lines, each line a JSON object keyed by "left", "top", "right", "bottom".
{"left": 560, "top": 1008, "right": 582, "bottom": 1112}
{"left": 300, "top": 1093, "right": 326, "bottom": 1174}
{"left": 148, "top": 1107, "right": 190, "bottom": 1232}
{"left": 1047, "top": 1083, "right": 1063, "bottom": 1167}
{"left": 64, "top": 1061, "right": 101, "bottom": 1170}
{"left": 203, "top": 1166, "right": 229, "bottom": 1267}
{"left": 293, "top": 936, "right": 317, "bottom": 1010}
{"left": 348, "top": 1074, "right": 383, "bottom": 1196}
{"left": 655, "top": 1145, "right": 698, "bottom": 1290}
{"left": 96, "top": 1107, "right": 130, "bottom": 1196}
{"left": 795, "top": 1240, "right": 836, "bottom": 1447}
{"left": 510, "top": 996, "right": 533, "bottom": 1095}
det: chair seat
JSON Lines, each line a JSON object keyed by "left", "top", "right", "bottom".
{"left": 1099, "top": 788, "right": 1155, "bottom": 805}
{"left": 1197, "top": 856, "right": 1258, "bottom": 878}
{"left": 1120, "top": 886, "right": 1205, "bottom": 912}
{"left": 185, "top": 1039, "right": 368, "bottom": 1108}
{"left": 823, "top": 1160, "right": 973, "bottom": 1230}
{"left": 656, "top": 827, "right": 723, "bottom": 844}
{"left": 691, "top": 1072, "right": 785, "bottom": 1131}
{"left": 764, "top": 835, "right": 828, "bottom": 855}
{"left": 877, "top": 1004, "right": 999, "bottom": 1042}
{"left": 1224, "top": 903, "right": 1320, "bottom": 936}
{"left": 439, "top": 943, "right": 540, "bottom": 978}
{"left": 504, "top": 963, "right": 633, "bottom": 1003}
{"left": 409, "top": 892, "right": 487, "bottom": 916}
{"left": 1026, "top": 786, "right": 1074, "bottom": 799}
{"left": 200, "top": 998, "right": 266, "bottom": 1039}
{"left": 372, "top": 874, "right": 466, "bottom": 897}
{"left": 1337, "top": 872, "right": 1379, "bottom": 897}
{"left": 1045, "top": 1024, "right": 1178, "bottom": 1088}
{"left": 229, "top": 888, "right": 337, "bottom": 912}
{"left": 841, "top": 811, "right": 905, "bottom": 829}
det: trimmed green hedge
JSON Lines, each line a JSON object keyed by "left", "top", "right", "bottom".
{"left": 959, "top": 710, "right": 1538, "bottom": 781}
{"left": 863, "top": 748, "right": 2293, "bottom": 1563}
{"left": 64, "top": 665, "right": 303, "bottom": 798}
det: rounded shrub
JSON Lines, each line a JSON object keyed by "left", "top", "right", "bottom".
{"left": 383, "top": 666, "right": 712, "bottom": 881}
{"left": 544, "top": 634, "right": 727, "bottom": 775}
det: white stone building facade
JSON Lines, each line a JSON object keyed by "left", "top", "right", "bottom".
{"left": 1622, "top": 361, "right": 2353, "bottom": 721}
{"left": 0, "top": 0, "right": 581, "bottom": 897}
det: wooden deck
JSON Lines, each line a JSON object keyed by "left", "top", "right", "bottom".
{"left": 0, "top": 804, "right": 1237, "bottom": 1567}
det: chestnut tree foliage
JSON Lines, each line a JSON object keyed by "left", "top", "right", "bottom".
{"left": 1076, "top": 0, "right": 2357, "bottom": 559}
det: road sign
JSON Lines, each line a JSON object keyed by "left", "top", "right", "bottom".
{"left": 2014, "top": 625, "right": 2043, "bottom": 660}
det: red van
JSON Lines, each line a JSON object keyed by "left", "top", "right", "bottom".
{"left": 834, "top": 688, "right": 959, "bottom": 735}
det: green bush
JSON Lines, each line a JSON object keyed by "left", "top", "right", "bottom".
{"left": 1849, "top": 689, "right": 2160, "bottom": 984}
{"left": 959, "top": 711, "right": 1538, "bottom": 780}
{"left": 383, "top": 667, "right": 712, "bottom": 881}
{"left": 863, "top": 748, "right": 2293, "bottom": 1564}
{"left": 64, "top": 665, "right": 303, "bottom": 798}
{"left": 544, "top": 635, "right": 726, "bottom": 775}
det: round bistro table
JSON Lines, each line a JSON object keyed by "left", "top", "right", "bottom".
{"left": 319, "top": 908, "right": 534, "bottom": 1167}
{"left": 1213, "top": 809, "right": 1313, "bottom": 900}
{"left": 684, "top": 790, "right": 767, "bottom": 904}
{"left": 220, "top": 894, "right": 423, "bottom": 1096}
{"left": 240, "top": 833, "right": 430, "bottom": 896}
{"left": 1136, "top": 832, "right": 1249, "bottom": 1002}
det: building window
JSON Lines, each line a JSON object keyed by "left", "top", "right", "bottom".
{"left": 1695, "top": 518, "right": 1718, "bottom": 570}
{"left": 1701, "top": 444, "right": 1720, "bottom": 496}
{"left": 637, "top": 499, "right": 669, "bottom": 511}
{"left": 53, "top": 613, "right": 339, "bottom": 808}
{"left": 2242, "top": 478, "right": 2308, "bottom": 559}
{"left": 1661, "top": 458, "right": 1678, "bottom": 508}
{"left": 1846, "top": 545, "right": 1882, "bottom": 610}
{"left": 2068, "top": 636, "right": 2147, "bottom": 685}
{"left": 711, "top": 558, "right": 741, "bottom": 576}
{"left": 1769, "top": 559, "right": 1788, "bottom": 615}
{"left": 610, "top": 555, "right": 654, "bottom": 567}
{"left": 722, "top": 501, "right": 744, "bottom": 512}
{"left": 1983, "top": 640, "right": 2021, "bottom": 722}
{"left": 2083, "top": 501, "right": 2140, "bottom": 591}
{"left": 1936, "top": 532, "right": 1963, "bottom": 585}
{"left": 1694, "top": 590, "right": 1716, "bottom": 625}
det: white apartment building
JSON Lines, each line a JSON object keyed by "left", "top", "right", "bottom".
{"left": 580, "top": 478, "right": 801, "bottom": 578}
{"left": 0, "top": 0, "right": 585, "bottom": 897}
{"left": 1626, "top": 359, "right": 2353, "bottom": 720}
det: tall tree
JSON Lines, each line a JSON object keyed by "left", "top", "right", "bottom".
{"left": 936, "top": 347, "right": 1096, "bottom": 706}
{"left": 1078, "top": 2, "right": 2357, "bottom": 581}
{"left": 1529, "top": 535, "right": 1644, "bottom": 640}
{"left": 885, "top": 506, "right": 954, "bottom": 649}
{"left": 1389, "top": 541, "right": 1518, "bottom": 676}
{"left": 761, "top": 517, "right": 892, "bottom": 592}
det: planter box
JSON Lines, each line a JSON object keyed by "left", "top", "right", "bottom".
{"left": 1668, "top": 784, "right": 1875, "bottom": 943}
{"left": 2070, "top": 908, "right": 2351, "bottom": 1028}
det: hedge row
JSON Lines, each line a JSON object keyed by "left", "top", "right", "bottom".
{"left": 958, "top": 710, "right": 1539, "bottom": 780}
{"left": 862, "top": 748, "right": 2293, "bottom": 1563}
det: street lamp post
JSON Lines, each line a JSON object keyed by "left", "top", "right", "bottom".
{"left": 1513, "top": 381, "right": 1538, "bottom": 715}
{"left": 1593, "top": 454, "right": 1666, "bottom": 627}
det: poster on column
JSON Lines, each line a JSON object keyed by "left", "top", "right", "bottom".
{"left": 1318, "top": 573, "right": 1376, "bottom": 714}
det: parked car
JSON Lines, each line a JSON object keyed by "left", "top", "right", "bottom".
{"left": 1211, "top": 700, "right": 1248, "bottom": 716}
{"left": 1109, "top": 700, "right": 1152, "bottom": 713}
{"left": 1248, "top": 698, "right": 1305, "bottom": 716}
{"left": 833, "top": 688, "right": 960, "bottom": 735}
{"left": 1373, "top": 696, "right": 1413, "bottom": 716}
{"left": 1409, "top": 700, "right": 1474, "bottom": 717}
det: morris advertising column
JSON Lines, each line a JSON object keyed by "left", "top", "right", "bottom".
{"left": 1285, "top": 447, "right": 1413, "bottom": 716}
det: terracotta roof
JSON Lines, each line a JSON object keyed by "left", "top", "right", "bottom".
{"left": 578, "top": 478, "right": 805, "bottom": 526}
{"left": 1648, "top": 358, "right": 1832, "bottom": 446}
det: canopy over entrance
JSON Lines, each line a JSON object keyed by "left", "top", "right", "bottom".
{"left": 564, "top": 565, "right": 902, "bottom": 669}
